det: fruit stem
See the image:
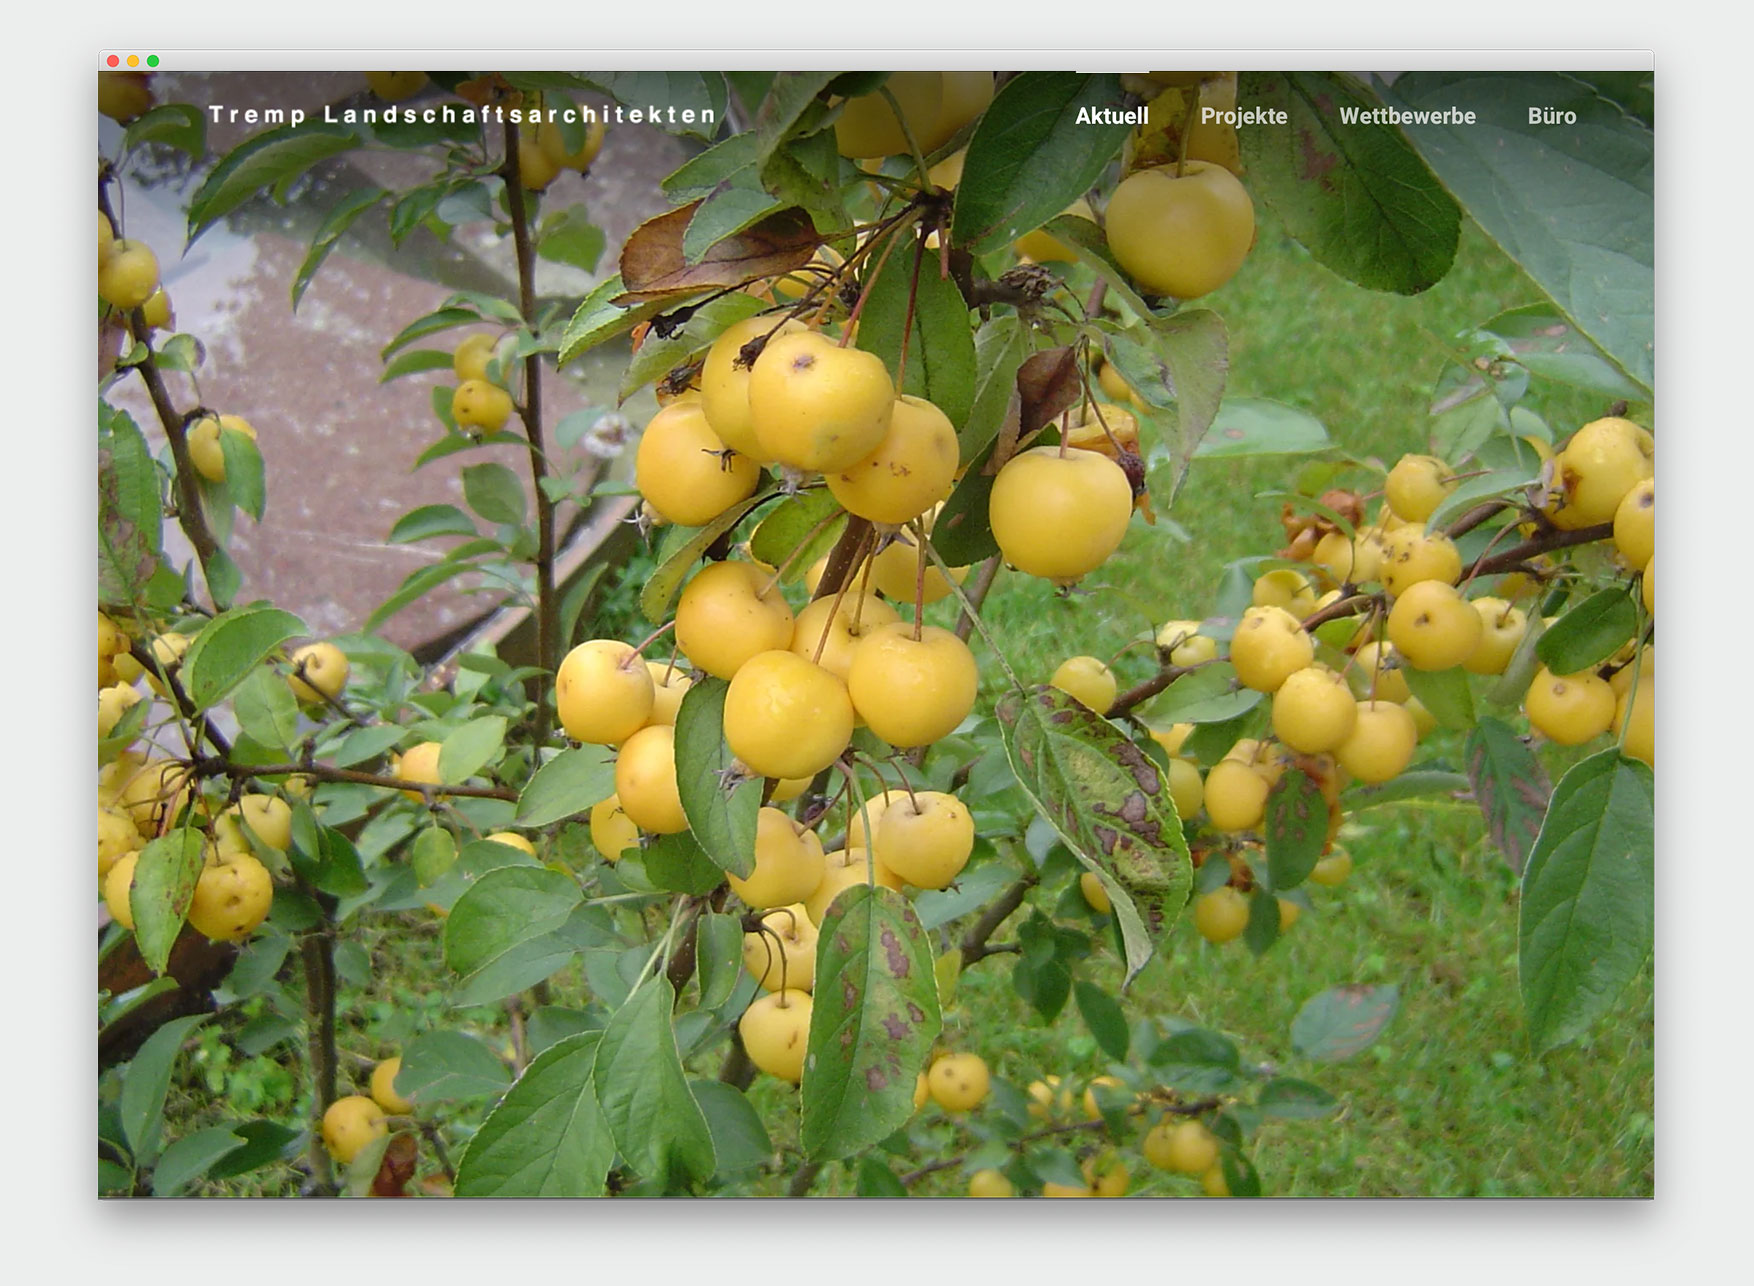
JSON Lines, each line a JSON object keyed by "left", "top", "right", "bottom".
{"left": 1174, "top": 90, "right": 1200, "bottom": 179}
{"left": 812, "top": 525, "right": 875, "bottom": 667}
{"left": 877, "top": 83, "right": 933, "bottom": 194}
{"left": 911, "top": 518, "right": 928, "bottom": 643}
{"left": 838, "top": 221, "right": 913, "bottom": 344}
{"left": 925, "top": 539, "right": 1024, "bottom": 691}
{"left": 501, "top": 115, "right": 561, "bottom": 748}
{"left": 629, "top": 618, "right": 677, "bottom": 659}
{"left": 757, "top": 502, "right": 845, "bottom": 599}
{"left": 895, "top": 225, "right": 928, "bottom": 391}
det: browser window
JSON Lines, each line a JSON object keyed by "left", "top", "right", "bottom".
{"left": 95, "top": 52, "right": 1657, "bottom": 1218}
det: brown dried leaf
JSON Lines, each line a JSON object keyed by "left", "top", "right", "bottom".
{"left": 369, "top": 1132, "right": 420, "bottom": 1197}
{"left": 615, "top": 204, "right": 820, "bottom": 305}
{"left": 987, "top": 346, "right": 1082, "bottom": 473}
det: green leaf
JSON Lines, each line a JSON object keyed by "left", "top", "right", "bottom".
{"left": 1074, "top": 981, "right": 1129, "bottom": 1061}
{"left": 1265, "top": 768, "right": 1327, "bottom": 892}
{"left": 951, "top": 73, "right": 1132, "bottom": 257}
{"left": 856, "top": 231, "right": 977, "bottom": 428}
{"left": 958, "top": 315, "right": 1028, "bottom": 463}
{"left": 186, "top": 122, "right": 360, "bottom": 246}
{"left": 178, "top": 606, "right": 305, "bottom": 710}
{"left": 1378, "top": 71, "right": 1652, "bottom": 393}
{"left": 119, "top": 1014, "right": 209, "bottom": 1166}
{"left": 381, "top": 307, "right": 481, "bottom": 360}
{"left": 1143, "top": 664, "right": 1260, "bottom": 724}
{"left": 1468, "top": 305, "right": 1647, "bottom": 402}
{"left": 292, "top": 186, "right": 386, "bottom": 309}
{"left": 1290, "top": 984, "right": 1400, "bottom": 1062}
{"left": 593, "top": 978, "right": 717, "bottom": 1186}
{"left": 231, "top": 665, "right": 300, "bottom": 754}
{"left": 1194, "top": 397, "right": 1330, "bottom": 459}
{"left": 643, "top": 831, "right": 726, "bottom": 896}
{"left": 536, "top": 206, "right": 607, "bottom": 273}
{"left": 218, "top": 428, "right": 267, "bottom": 521}
{"left": 1466, "top": 718, "right": 1552, "bottom": 876}
{"left": 1342, "top": 770, "right": 1471, "bottom": 812}
{"left": 996, "top": 685, "right": 1191, "bottom": 986}
{"left": 691, "top": 1080, "right": 773, "bottom": 1175}
{"left": 752, "top": 73, "right": 840, "bottom": 169}
{"left": 663, "top": 131, "right": 762, "bottom": 200}
{"left": 516, "top": 747, "right": 617, "bottom": 827}
{"left": 203, "top": 1119, "right": 302, "bottom": 1182}
{"left": 98, "top": 402, "right": 164, "bottom": 602}
{"left": 444, "top": 866, "right": 584, "bottom": 980}
{"left": 379, "top": 348, "right": 456, "bottom": 383}
{"left": 396, "top": 1031, "right": 514, "bottom": 1102}
{"left": 151, "top": 1127, "right": 244, "bottom": 1196}
{"left": 558, "top": 276, "right": 674, "bottom": 367}
{"left": 1038, "top": 214, "right": 1159, "bottom": 320}
{"left": 123, "top": 103, "right": 206, "bottom": 160}
{"left": 1402, "top": 664, "right": 1475, "bottom": 731}
{"left": 801, "top": 886, "right": 942, "bottom": 1164}
{"left": 1239, "top": 72, "right": 1460, "bottom": 294}
{"left": 748, "top": 489, "right": 844, "bottom": 581}
{"left": 297, "top": 826, "right": 368, "bottom": 898}
{"left": 574, "top": 72, "right": 728, "bottom": 142}
{"left": 695, "top": 912, "right": 744, "bottom": 1011}
{"left": 683, "top": 183, "right": 787, "bottom": 264}
{"left": 388, "top": 503, "right": 478, "bottom": 544}
{"left": 438, "top": 715, "right": 506, "bottom": 784}
{"left": 1519, "top": 751, "right": 1654, "bottom": 1053}
{"left": 462, "top": 462, "right": 527, "bottom": 526}
{"left": 856, "top": 1156, "right": 908, "bottom": 1196}
{"left": 638, "top": 492, "right": 772, "bottom": 624}
{"left": 1102, "top": 311, "right": 1228, "bottom": 507}
{"left": 130, "top": 830, "right": 206, "bottom": 977}
{"left": 454, "top": 1032, "right": 613, "bottom": 1197}
{"left": 1256, "top": 1077, "right": 1338, "bottom": 1120}
{"left": 1536, "top": 587, "right": 1638, "bottom": 675}
{"left": 619, "top": 292, "right": 764, "bottom": 402}
{"left": 674, "top": 679, "right": 759, "bottom": 880}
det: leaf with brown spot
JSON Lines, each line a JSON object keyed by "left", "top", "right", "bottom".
{"left": 996, "top": 685, "right": 1191, "bottom": 986}
{"left": 800, "top": 885, "right": 941, "bottom": 1163}
{"left": 1466, "top": 717, "right": 1551, "bottom": 876}
{"left": 1265, "top": 767, "right": 1327, "bottom": 891}
{"left": 615, "top": 203, "right": 820, "bottom": 304}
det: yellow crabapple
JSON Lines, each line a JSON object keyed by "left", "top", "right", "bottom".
{"left": 554, "top": 639, "right": 655, "bottom": 745}
{"left": 1156, "top": 621, "right": 1217, "bottom": 667}
{"left": 452, "top": 379, "right": 514, "bottom": 432}
{"left": 1104, "top": 162, "right": 1255, "bottom": 299}
{"left": 1143, "top": 1118, "right": 1220, "bottom": 1173}
{"left": 186, "top": 414, "right": 258, "bottom": 483}
{"left": 1193, "top": 886, "right": 1250, "bottom": 943}
{"left": 1334, "top": 700, "right": 1419, "bottom": 784}
{"left": 1524, "top": 667, "right": 1616, "bottom": 746}
{"left": 789, "top": 592, "right": 899, "bottom": 682}
{"left": 186, "top": 854, "right": 274, "bottom": 942}
{"left": 322, "top": 1096, "right": 388, "bottom": 1165}
{"left": 1614, "top": 478, "right": 1655, "bottom": 569}
{"left": 1080, "top": 871, "right": 1112, "bottom": 914}
{"left": 589, "top": 795, "right": 641, "bottom": 863}
{"left": 738, "top": 989, "right": 813, "bottom": 1083}
{"left": 1384, "top": 453, "right": 1457, "bottom": 523}
{"left": 675, "top": 561, "right": 795, "bottom": 681}
{"left": 287, "top": 641, "right": 349, "bottom": 704}
{"left": 484, "top": 832, "right": 536, "bottom": 856}
{"left": 1546, "top": 417, "right": 1654, "bottom": 530}
{"left": 804, "top": 848, "right": 904, "bottom": 925}
{"left": 846, "top": 623, "right": 979, "bottom": 748}
{"left": 453, "top": 332, "right": 497, "bottom": 383}
{"left": 874, "top": 791, "right": 975, "bottom": 889}
{"left": 827, "top": 395, "right": 958, "bottom": 524}
{"left": 927, "top": 1052, "right": 990, "bottom": 1112}
{"left": 1203, "top": 760, "right": 1270, "bottom": 833}
{"left": 699, "top": 316, "right": 806, "bottom": 461}
{"left": 1616, "top": 681, "right": 1654, "bottom": 766}
{"left": 1379, "top": 528, "right": 1463, "bottom": 597}
{"left": 1229, "top": 605, "right": 1314, "bottom": 693}
{"left": 98, "top": 240, "right": 160, "bottom": 310}
{"left": 228, "top": 794, "right": 292, "bottom": 851}
{"left": 728, "top": 808, "right": 827, "bottom": 908}
{"left": 1386, "top": 581, "right": 1483, "bottom": 671}
{"left": 643, "top": 661, "right": 694, "bottom": 727}
{"left": 1349, "top": 640, "right": 1412, "bottom": 704}
{"left": 1051, "top": 655, "right": 1117, "bottom": 714}
{"left": 1309, "top": 849, "right": 1353, "bottom": 887}
{"left": 370, "top": 1057, "right": 414, "bottom": 1115}
{"left": 723, "top": 651, "right": 855, "bottom": 781}
{"left": 635, "top": 400, "right": 760, "bottom": 527}
{"left": 748, "top": 331, "right": 896, "bottom": 473}
{"left": 742, "top": 904, "right": 819, "bottom": 993}
{"left": 968, "top": 1169, "right": 1015, "bottom": 1198}
{"left": 832, "top": 72, "right": 944, "bottom": 158}
{"left": 1464, "top": 598, "right": 1529, "bottom": 676}
{"left": 537, "top": 117, "right": 606, "bottom": 170}
{"left": 989, "top": 446, "right": 1133, "bottom": 582}
{"left": 104, "top": 852, "right": 140, "bottom": 928}
{"left": 613, "top": 725, "right": 687, "bottom": 834}
{"left": 1271, "top": 666, "right": 1358, "bottom": 754}
{"left": 98, "top": 683, "right": 143, "bottom": 741}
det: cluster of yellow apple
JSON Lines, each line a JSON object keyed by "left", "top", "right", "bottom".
{"left": 98, "top": 214, "right": 172, "bottom": 330}
{"left": 98, "top": 619, "right": 353, "bottom": 943}
{"left": 321, "top": 1053, "right": 416, "bottom": 1166}
{"left": 956, "top": 1072, "right": 1229, "bottom": 1197}
{"left": 516, "top": 114, "right": 608, "bottom": 192}
{"left": 1040, "top": 417, "right": 1652, "bottom": 946}
{"left": 99, "top": 71, "right": 155, "bottom": 123}
{"left": 450, "top": 332, "right": 521, "bottom": 436}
